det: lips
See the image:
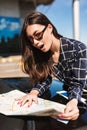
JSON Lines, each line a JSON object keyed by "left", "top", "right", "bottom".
{"left": 39, "top": 44, "right": 44, "bottom": 49}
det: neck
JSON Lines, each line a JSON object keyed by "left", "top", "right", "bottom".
{"left": 51, "top": 37, "right": 60, "bottom": 53}
{"left": 51, "top": 37, "right": 61, "bottom": 64}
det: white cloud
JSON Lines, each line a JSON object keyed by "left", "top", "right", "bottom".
{"left": 0, "top": 18, "right": 20, "bottom": 31}
{"left": 9, "top": 22, "right": 20, "bottom": 31}
{"left": 0, "top": 18, "right": 7, "bottom": 30}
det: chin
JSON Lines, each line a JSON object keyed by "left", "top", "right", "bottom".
{"left": 42, "top": 48, "right": 49, "bottom": 53}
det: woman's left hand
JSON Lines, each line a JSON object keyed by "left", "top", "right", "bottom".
{"left": 58, "top": 99, "right": 79, "bottom": 120}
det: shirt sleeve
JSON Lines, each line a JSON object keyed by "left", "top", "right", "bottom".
{"left": 32, "top": 75, "right": 52, "bottom": 96}
{"left": 68, "top": 43, "right": 87, "bottom": 102}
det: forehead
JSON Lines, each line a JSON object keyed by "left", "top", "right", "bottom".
{"left": 26, "top": 24, "right": 44, "bottom": 36}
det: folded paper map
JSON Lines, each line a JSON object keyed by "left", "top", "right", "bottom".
{"left": 0, "top": 90, "right": 66, "bottom": 116}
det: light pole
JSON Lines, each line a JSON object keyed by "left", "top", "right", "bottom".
{"left": 73, "top": 0, "right": 80, "bottom": 40}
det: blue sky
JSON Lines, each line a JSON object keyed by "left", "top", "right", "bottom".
{"left": 36, "top": 0, "right": 87, "bottom": 45}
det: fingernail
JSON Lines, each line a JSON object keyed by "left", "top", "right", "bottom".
{"left": 17, "top": 102, "right": 19, "bottom": 104}
{"left": 58, "top": 115, "right": 64, "bottom": 118}
{"left": 28, "top": 105, "right": 30, "bottom": 108}
{"left": 20, "top": 104, "right": 22, "bottom": 107}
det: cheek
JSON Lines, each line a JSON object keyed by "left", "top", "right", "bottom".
{"left": 43, "top": 31, "right": 53, "bottom": 49}
{"left": 44, "top": 36, "right": 52, "bottom": 50}
{"left": 45, "top": 32, "right": 52, "bottom": 42}
{"left": 46, "top": 34, "right": 53, "bottom": 47}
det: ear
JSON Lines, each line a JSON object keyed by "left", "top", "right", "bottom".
{"left": 48, "top": 24, "right": 53, "bottom": 33}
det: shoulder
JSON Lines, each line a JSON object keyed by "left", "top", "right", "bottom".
{"left": 60, "top": 37, "right": 87, "bottom": 59}
{"left": 61, "top": 37, "right": 87, "bottom": 52}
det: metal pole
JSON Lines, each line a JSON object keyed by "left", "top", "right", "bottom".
{"left": 72, "top": 0, "right": 80, "bottom": 40}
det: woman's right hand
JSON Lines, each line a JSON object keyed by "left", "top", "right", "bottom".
{"left": 16, "top": 90, "right": 39, "bottom": 107}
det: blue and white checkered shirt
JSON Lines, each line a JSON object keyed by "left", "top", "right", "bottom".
{"left": 32, "top": 37, "right": 87, "bottom": 102}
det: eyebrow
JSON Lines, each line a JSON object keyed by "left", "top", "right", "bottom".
{"left": 27, "top": 30, "right": 39, "bottom": 38}
{"left": 33, "top": 30, "right": 40, "bottom": 36}
{"left": 33, "top": 31, "right": 38, "bottom": 36}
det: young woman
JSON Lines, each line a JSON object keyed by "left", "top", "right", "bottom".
{"left": 18, "top": 11, "right": 87, "bottom": 122}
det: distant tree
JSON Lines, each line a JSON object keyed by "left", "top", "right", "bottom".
{"left": 0, "top": 35, "right": 21, "bottom": 56}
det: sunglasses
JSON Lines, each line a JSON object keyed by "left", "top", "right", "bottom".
{"left": 28, "top": 26, "right": 47, "bottom": 44}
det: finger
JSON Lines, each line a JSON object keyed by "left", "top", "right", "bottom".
{"left": 70, "top": 113, "right": 79, "bottom": 120}
{"left": 64, "top": 106, "right": 72, "bottom": 113}
{"left": 59, "top": 107, "right": 79, "bottom": 118}
{"left": 27, "top": 97, "right": 38, "bottom": 107}
{"left": 65, "top": 112, "right": 79, "bottom": 120}
{"left": 32, "top": 97, "right": 38, "bottom": 104}
{"left": 15, "top": 97, "right": 23, "bottom": 101}
{"left": 16, "top": 95, "right": 29, "bottom": 106}
{"left": 59, "top": 109, "right": 79, "bottom": 120}
{"left": 15, "top": 95, "right": 26, "bottom": 101}
{"left": 16, "top": 95, "right": 26, "bottom": 104}
{"left": 21, "top": 96, "right": 33, "bottom": 106}
{"left": 27, "top": 98, "right": 33, "bottom": 107}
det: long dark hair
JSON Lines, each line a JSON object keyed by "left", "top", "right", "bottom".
{"left": 21, "top": 11, "right": 62, "bottom": 84}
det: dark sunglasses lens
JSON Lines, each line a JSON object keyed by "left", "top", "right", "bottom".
{"left": 35, "top": 33, "right": 43, "bottom": 41}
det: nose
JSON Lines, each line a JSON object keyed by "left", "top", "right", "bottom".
{"left": 33, "top": 39, "right": 39, "bottom": 46}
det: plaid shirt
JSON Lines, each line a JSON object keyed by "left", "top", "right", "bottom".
{"left": 32, "top": 37, "right": 87, "bottom": 102}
